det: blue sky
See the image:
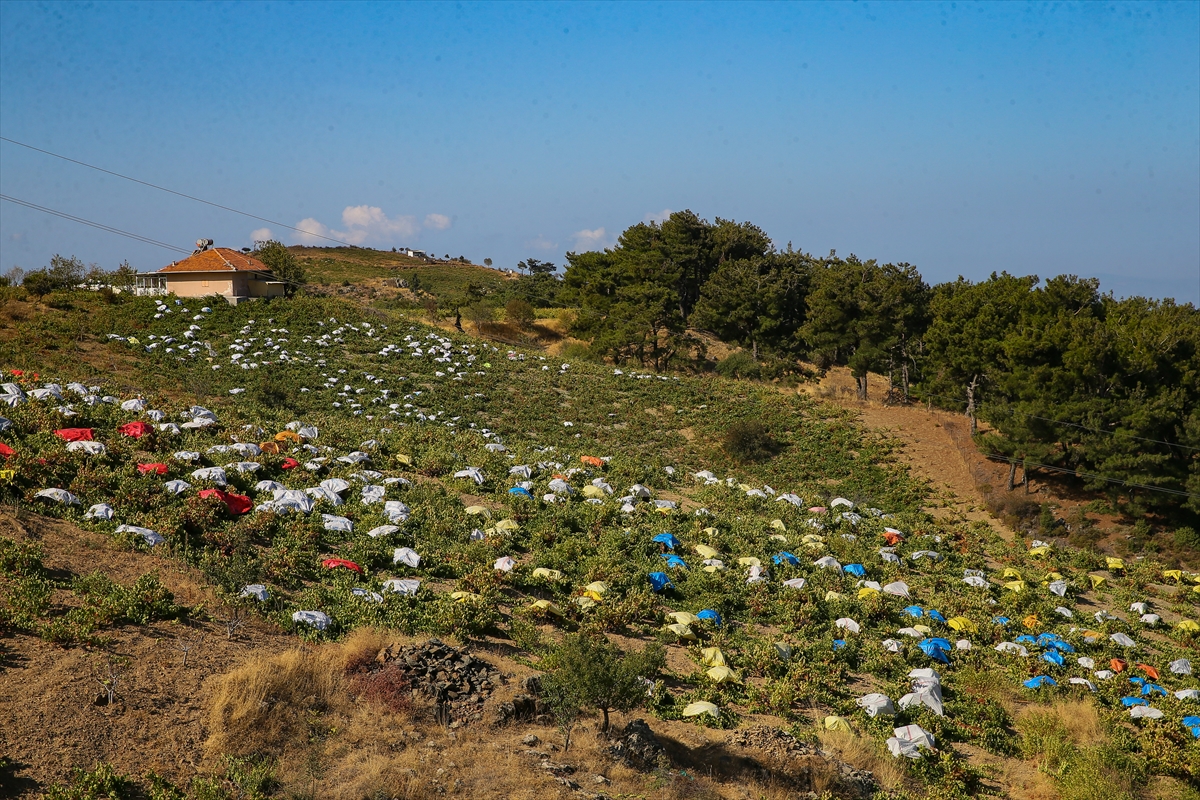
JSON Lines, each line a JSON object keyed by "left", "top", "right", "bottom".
{"left": 1, "top": 1, "right": 1197, "bottom": 302}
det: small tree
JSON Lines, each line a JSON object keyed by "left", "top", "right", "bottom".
{"left": 47, "top": 254, "right": 85, "bottom": 289}
{"left": 505, "top": 298, "right": 535, "bottom": 331}
{"left": 252, "top": 239, "right": 306, "bottom": 294}
{"left": 1, "top": 266, "right": 25, "bottom": 287}
{"left": 112, "top": 261, "right": 137, "bottom": 292}
{"left": 421, "top": 296, "right": 439, "bottom": 321}
{"left": 484, "top": 258, "right": 493, "bottom": 268}
{"left": 465, "top": 301, "right": 494, "bottom": 332}
{"left": 540, "top": 633, "right": 665, "bottom": 743}
{"left": 22, "top": 270, "right": 55, "bottom": 299}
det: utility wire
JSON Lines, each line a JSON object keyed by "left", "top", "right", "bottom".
{"left": 980, "top": 451, "right": 1199, "bottom": 499}
{"left": 907, "top": 389, "right": 1197, "bottom": 453}
{"left": 0, "top": 135, "right": 350, "bottom": 247}
{"left": 1021, "top": 413, "right": 1200, "bottom": 453}
{"left": 0, "top": 194, "right": 192, "bottom": 254}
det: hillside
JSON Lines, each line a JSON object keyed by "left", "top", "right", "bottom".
{"left": 0, "top": 285, "right": 1198, "bottom": 800}
{"left": 293, "top": 246, "right": 513, "bottom": 296}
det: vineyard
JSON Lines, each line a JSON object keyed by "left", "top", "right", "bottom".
{"left": 1, "top": 288, "right": 1198, "bottom": 800}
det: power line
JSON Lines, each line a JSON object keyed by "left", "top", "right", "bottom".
{"left": 1022, "top": 413, "right": 1200, "bottom": 453}
{"left": 907, "top": 389, "right": 1197, "bottom": 453}
{"left": 981, "top": 451, "right": 1199, "bottom": 499}
{"left": 0, "top": 135, "right": 350, "bottom": 247}
{"left": 0, "top": 194, "right": 192, "bottom": 254}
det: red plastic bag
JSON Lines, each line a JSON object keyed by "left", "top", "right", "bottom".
{"left": 321, "top": 558, "right": 363, "bottom": 574}
{"left": 198, "top": 488, "right": 252, "bottom": 515}
{"left": 54, "top": 428, "right": 94, "bottom": 442}
{"left": 118, "top": 421, "right": 153, "bottom": 438}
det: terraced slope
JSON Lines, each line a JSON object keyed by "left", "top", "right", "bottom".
{"left": 1, "top": 290, "right": 1197, "bottom": 799}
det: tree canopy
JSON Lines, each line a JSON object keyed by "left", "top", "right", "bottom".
{"left": 252, "top": 240, "right": 306, "bottom": 292}
{"left": 558, "top": 212, "right": 1200, "bottom": 522}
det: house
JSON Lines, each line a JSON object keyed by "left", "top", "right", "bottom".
{"left": 148, "top": 242, "right": 285, "bottom": 304}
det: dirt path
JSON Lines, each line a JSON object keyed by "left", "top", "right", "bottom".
{"left": 798, "top": 368, "right": 1017, "bottom": 540}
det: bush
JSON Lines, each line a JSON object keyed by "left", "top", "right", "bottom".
{"left": 44, "top": 762, "right": 137, "bottom": 800}
{"left": 1174, "top": 526, "right": 1200, "bottom": 550}
{"left": 22, "top": 270, "right": 56, "bottom": 299}
{"left": 715, "top": 350, "right": 761, "bottom": 380}
{"left": 465, "top": 301, "right": 494, "bottom": 330}
{"left": 540, "top": 632, "right": 665, "bottom": 735}
{"left": 505, "top": 298, "right": 535, "bottom": 330}
{"left": 560, "top": 341, "right": 594, "bottom": 362}
{"left": 722, "top": 420, "right": 777, "bottom": 462}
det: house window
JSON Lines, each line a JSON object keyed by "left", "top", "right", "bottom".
{"left": 202, "top": 279, "right": 209, "bottom": 287}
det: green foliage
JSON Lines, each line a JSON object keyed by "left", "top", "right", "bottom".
{"left": 540, "top": 632, "right": 666, "bottom": 732}
{"left": 564, "top": 211, "right": 773, "bottom": 370}
{"left": 517, "top": 257, "right": 556, "bottom": 275}
{"left": 504, "top": 298, "right": 535, "bottom": 330}
{"left": 693, "top": 249, "right": 811, "bottom": 359}
{"left": 714, "top": 350, "right": 760, "bottom": 380}
{"left": 923, "top": 273, "right": 1200, "bottom": 520}
{"left": 722, "top": 420, "right": 777, "bottom": 463}
{"left": 464, "top": 300, "right": 494, "bottom": 329}
{"left": 801, "top": 255, "right": 929, "bottom": 398}
{"left": 44, "top": 762, "right": 137, "bottom": 800}
{"left": 1175, "top": 526, "right": 1200, "bottom": 550}
{"left": 252, "top": 240, "right": 306, "bottom": 291}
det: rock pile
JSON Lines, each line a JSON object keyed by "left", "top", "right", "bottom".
{"left": 727, "top": 725, "right": 878, "bottom": 799}
{"left": 607, "top": 719, "right": 667, "bottom": 770}
{"left": 376, "top": 638, "right": 501, "bottom": 726}
{"left": 492, "top": 674, "right": 552, "bottom": 726}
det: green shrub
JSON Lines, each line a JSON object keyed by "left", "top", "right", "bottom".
{"left": 1174, "top": 526, "right": 1200, "bottom": 550}
{"left": 541, "top": 632, "right": 666, "bottom": 734}
{"left": 560, "top": 341, "right": 594, "bottom": 362}
{"left": 722, "top": 419, "right": 777, "bottom": 462}
{"left": 44, "top": 762, "right": 137, "bottom": 800}
{"left": 505, "top": 298, "right": 535, "bottom": 330}
{"left": 715, "top": 350, "right": 760, "bottom": 380}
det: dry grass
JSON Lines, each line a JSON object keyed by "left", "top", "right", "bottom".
{"left": 1016, "top": 700, "right": 1105, "bottom": 748}
{"left": 201, "top": 633, "right": 914, "bottom": 800}
{"left": 203, "top": 645, "right": 341, "bottom": 757}
{"left": 817, "top": 729, "right": 906, "bottom": 791}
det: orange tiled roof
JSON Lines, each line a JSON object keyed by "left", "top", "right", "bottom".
{"left": 156, "top": 248, "right": 273, "bottom": 274}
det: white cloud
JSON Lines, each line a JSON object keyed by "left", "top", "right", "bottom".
{"left": 339, "top": 205, "right": 419, "bottom": 244}
{"left": 570, "top": 227, "right": 608, "bottom": 252}
{"left": 291, "top": 206, "right": 426, "bottom": 247}
{"left": 527, "top": 235, "right": 557, "bottom": 251}
{"left": 644, "top": 208, "right": 673, "bottom": 224}
{"left": 294, "top": 218, "right": 331, "bottom": 245}
{"left": 250, "top": 227, "right": 273, "bottom": 243}
{"left": 424, "top": 213, "right": 452, "bottom": 230}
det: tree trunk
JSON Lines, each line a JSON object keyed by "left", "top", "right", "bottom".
{"left": 752, "top": 338, "right": 758, "bottom": 361}
{"left": 856, "top": 374, "right": 868, "bottom": 401}
{"left": 966, "top": 375, "right": 979, "bottom": 435}
{"left": 1007, "top": 460, "right": 1017, "bottom": 491}
{"left": 1024, "top": 460, "right": 1033, "bottom": 493}
{"left": 601, "top": 707, "right": 610, "bottom": 733}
